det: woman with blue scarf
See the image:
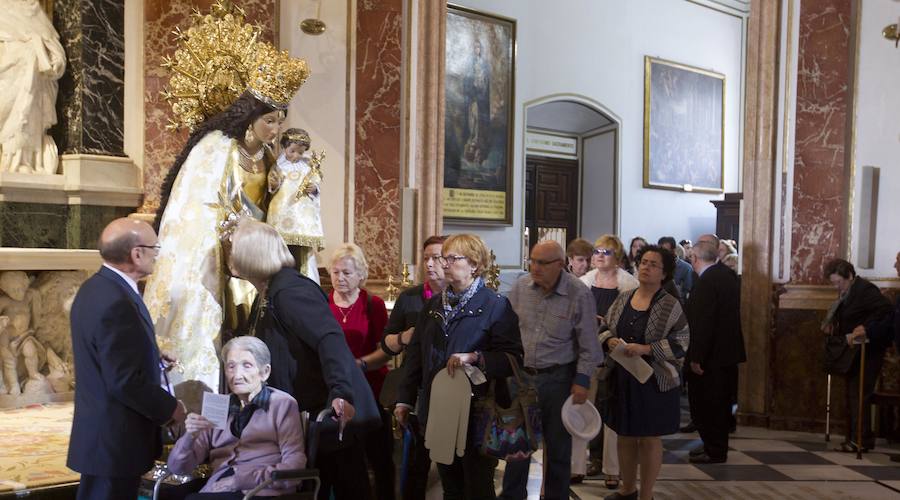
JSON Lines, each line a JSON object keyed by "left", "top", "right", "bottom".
{"left": 395, "top": 233, "right": 523, "bottom": 499}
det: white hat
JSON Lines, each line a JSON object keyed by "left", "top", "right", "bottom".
{"left": 562, "top": 395, "right": 603, "bottom": 476}
{"left": 561, "top": 395, "right": 602, "bottom": 440}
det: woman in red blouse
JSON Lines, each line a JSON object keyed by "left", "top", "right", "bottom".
{"left": 327, "top": 243, "right": 392, "bottom": 499}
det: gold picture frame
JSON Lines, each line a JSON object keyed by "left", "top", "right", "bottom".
{"left": 643, "top": 56, "right": 725, "bottom": 194}
{"left": 443, "top": 4, "right": 516, "bottom": 224}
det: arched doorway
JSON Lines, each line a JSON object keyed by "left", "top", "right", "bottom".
{"left": 523, "top": 95, "right": 621, "bottom": 250}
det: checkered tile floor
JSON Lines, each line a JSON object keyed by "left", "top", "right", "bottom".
{"left": 569, "top": 427, "right": 900, "bottom": 499}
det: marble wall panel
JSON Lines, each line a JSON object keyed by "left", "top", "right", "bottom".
{"left": 0, "top": 203, "right": 68, "bottom": 249}
{"left": 52, "top": 0, "right": 125, "bottom": 156}
{"left": 0, "top": 203, "right": 131, "bottom": 249}
{"left": 140, "top": 0, "right": 276, "bottom": 214}
{"left": 354, "top": 0, "right": 403, "bottom": 280}
{"left": 770, "top": 308, "right": 846, "bottom": 432}
{"left": 790, "top": 0, "right": 852, "bottom": 284}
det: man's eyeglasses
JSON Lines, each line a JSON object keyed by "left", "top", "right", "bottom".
{"left": 437, "top": 255, "right": 469, "bottom": 265}
{"left": 424, "top": 254, "right": 443, "bottom": 263}
{"left": 593, "top": 248, "right": 614, "bottom": 257}
{"left": 136, "top": 244, "right": 161, "bottom": 252}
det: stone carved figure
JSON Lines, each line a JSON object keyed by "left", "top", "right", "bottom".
{"left": 0, "top": 270, "right": 83, "bottom": 399}
{"left": 0, "top": 0, "right": 66, "bottom": 174}
{"left": 0, "top": 271, "right": 42, "bottom": 395}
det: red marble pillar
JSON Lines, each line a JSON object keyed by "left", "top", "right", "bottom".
{"left": 790, "top": 0, "right": 852, "bottom": 283}
{"left": 354, "top": 0, "right": 403, "bottom": 280}
{"left": 141, "top": 0, "right": 276, "bottom": 214}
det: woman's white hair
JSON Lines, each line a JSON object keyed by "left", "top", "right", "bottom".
{"left": 221, "top": 336, "right": 271, "bottom": 367}
{"left": 329, "top": 243, "right": 369, "bottom": 284}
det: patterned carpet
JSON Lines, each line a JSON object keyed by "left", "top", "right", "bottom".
{"left": 0, "top": 403, "right": 78, "bottom": 493}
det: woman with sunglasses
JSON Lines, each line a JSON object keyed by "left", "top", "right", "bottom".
{"left": 577, "top": 235, "right": 639, "bottom": 488}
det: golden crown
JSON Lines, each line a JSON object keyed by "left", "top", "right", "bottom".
{"left": 161, "top": 1, "right": 310, "bottom": 132}
{"left": 282, "top": 128, "right": 311, "bottom": 145}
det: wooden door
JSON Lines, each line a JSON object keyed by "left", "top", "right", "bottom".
{"left": 525, "top": 156, "right": 579, "bottom": 251}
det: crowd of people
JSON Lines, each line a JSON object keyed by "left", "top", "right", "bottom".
{"left": 68, "top": 214, "right": 754, "bottom": 500}
{"left": 58, "top": 4, "right": 900, "bottom": 500}
{"left": 68, "top": 170, "right": 900, "bottom": 500}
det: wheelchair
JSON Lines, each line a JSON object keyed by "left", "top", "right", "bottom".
{"left": 152, "top": 407, "right": 335, "bottom": 500}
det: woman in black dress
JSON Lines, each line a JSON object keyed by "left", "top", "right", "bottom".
{"left": 601, "top": 245, "right": 689, "bottom": 500}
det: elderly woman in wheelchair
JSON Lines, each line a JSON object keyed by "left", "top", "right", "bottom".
{"left": 164, "top": 336, "right": 306, "bottom": 499}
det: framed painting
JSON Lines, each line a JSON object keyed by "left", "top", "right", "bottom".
{"left": 643, "top": 56, "right": 725, "bottom": 193}
{"left": 443, "top": 5, "right": 516, "bottom": 224}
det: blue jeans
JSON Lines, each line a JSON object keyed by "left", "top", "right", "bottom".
{"left": 500, "top": 363, "right": 575, "bottom": 500}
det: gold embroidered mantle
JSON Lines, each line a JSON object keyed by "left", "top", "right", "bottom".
{"left": 144, "top": 131, "right": 261, "bottom": 391}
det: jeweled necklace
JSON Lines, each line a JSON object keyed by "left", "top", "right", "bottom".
{"left": 237, "top": 144, "right": 265, "bottom": 173}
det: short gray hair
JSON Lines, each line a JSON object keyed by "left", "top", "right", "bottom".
{"left": 694, "top": 240, "right": 719, "bottom": 263}
{"left": 98, "top": 231, "right": 140, "bottom": 264}
{"left": 221, "top": 336, "right": 271, "bottom": 367}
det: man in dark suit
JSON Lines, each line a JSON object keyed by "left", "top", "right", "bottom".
{"left": 686, "top": 234, "right": 746, "bottom": 464}
{"left": 67, "top": 218, "right": 186, "bottom": 500}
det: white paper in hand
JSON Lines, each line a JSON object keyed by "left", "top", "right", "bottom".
{"left": 202, "top": 392, "right": 231, "bottom": 429}
{"left": 609, "top": 341, "right": 654, "bottom": 384}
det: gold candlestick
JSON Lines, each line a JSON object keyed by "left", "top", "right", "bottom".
{"left": 400, "top": 262, "right": 412, "bottom": 288}
{"left": 486, "top": 250, "right": 500, "bottom": 290}
{"left": 385, "top": 275, "right": 399, "bottom": 302}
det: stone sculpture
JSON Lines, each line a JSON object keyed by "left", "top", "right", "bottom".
{"left": 0, "top": 270, "right": 85, "bottom": 400}
{"left": 0, "top": 0, "right": 67, "bottom": 174}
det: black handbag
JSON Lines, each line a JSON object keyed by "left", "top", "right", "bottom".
{"left": 594, "top": 363, "right": 616, "bottom": 403}
{"left": 824, "top": 335, "right": 859, "bottom": 375}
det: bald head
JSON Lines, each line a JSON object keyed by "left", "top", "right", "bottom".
{"left": 533, "top": 240, "right": 565, "bottom": 261}
{"left": 99, "top": 218, "right": 156, "bottom": 265}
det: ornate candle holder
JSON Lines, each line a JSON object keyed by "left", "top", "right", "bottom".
{"left": 400, "top": 262, "right": 412, "bottom": 288}
{"left": 486, "top": 250, "right": 501, "bottom": 291}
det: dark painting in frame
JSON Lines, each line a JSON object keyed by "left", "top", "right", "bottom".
{"left": 443, "top": 4, "right": 516, "bottom": 224}
{"left": 643, "top": 56, "right": 725, "bottom": 194}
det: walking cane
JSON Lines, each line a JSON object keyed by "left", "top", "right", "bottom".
{"left": 856, "top": 342, "right": 866, "bottom": 460}
{"left": 825, "top": 374, "right": 832, "bottom": 442}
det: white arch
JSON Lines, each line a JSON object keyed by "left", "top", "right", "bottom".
{"left": 521, "top": 93, "right": 622, "bottom": 237}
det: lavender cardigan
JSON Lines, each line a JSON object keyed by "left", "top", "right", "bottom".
{"left": 167, "top": 387, "right": 306, "bottom": 496}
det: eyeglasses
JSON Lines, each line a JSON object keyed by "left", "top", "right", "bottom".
{"left": 593, "top": 248, "right": 614, "bottom": 257}
{"left": 438, "top": 255, "right": 469, "bottom": 265}
{"left": 136, "top": 244, "right": 161, "bottom": 252}
{"left": 424, "top": 254, "right": 443, "bottom": 263}
{"left": 528, "top": 258, "right": 562, "bottom": 266}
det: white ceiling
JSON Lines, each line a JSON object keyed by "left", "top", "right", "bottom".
{"left": 526, "top": 100, "right": 613, "bottom": 135}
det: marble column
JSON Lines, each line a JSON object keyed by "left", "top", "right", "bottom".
{"left": 790, "top": 0, "right": 854, "bottom": 284}
{"left": 52, "top": 0, "right": 125, "bottom": 156}
{"left": 140, "top": 0, "right": 277, "bottom": 214}
{"left": 414, "top": 0, "right": 447, "bottom": 255}
{"left": 354, "top": 0, "right": 403, "bottom": 280}
{"left": 737, "top": 0, "right": 780, "bottom": 427}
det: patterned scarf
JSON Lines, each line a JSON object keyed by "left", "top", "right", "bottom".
{"left": 441, "top": 276, "right": 484, "bottom": 328}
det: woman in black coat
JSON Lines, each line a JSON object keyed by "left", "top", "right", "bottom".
{"left": 228, "top": 219, "right": 379, "bottom": 500}
{"left": 394, "top": 233, "right": 523, "bottom": 499}
{"left": 823, "top": 258, "right": 892, "bottom": 452}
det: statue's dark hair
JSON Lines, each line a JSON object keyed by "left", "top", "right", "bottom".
{"left": 154, "top": 91, "right": 281, "bottom": 230}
